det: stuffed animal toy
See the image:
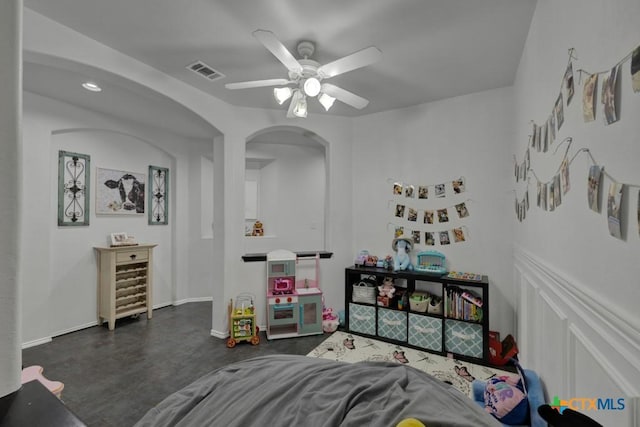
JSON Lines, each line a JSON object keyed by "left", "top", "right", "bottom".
{"left": 378, "top": 277, "right": 396, "bottom": 298}
{"left": 252, "top": 220, "right": 264, "bottom": 236}
{"left": 392, "top": 235, "right": 414, "bottom": 271}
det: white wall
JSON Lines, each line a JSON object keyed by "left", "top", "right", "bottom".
{"left": 0, "top": 0, "right": 22, "bottom": 398}
{"left": 352, "top": 87, "right": 516, "bottom": 335}
{"left": 244, "top": 141, "right": 325, "bottom": 253}
{"left": 512, "top": 0, "right": 640, "bottom": 424}
{"left": 22, "top": 91, "right": 214, "bottom": 344}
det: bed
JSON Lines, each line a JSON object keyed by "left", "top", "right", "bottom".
{"left": 134, "top": 354, "right": 501, "bottom": 427}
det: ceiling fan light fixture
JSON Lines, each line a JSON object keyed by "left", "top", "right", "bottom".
{"left": 303, "top": 77, "right": 321, "bottom": 97}
{"left": 293, "top": 96, "right": 308, "bottom": 118}
{"left": 318, "top": 93, "right": 336, "bottom": 111}
{"left": 273, "top": 87, "right": 293, "bottom": 105}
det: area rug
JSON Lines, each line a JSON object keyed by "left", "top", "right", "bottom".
{"left": 306, "top": 331, "right": 513, "bottom": 397}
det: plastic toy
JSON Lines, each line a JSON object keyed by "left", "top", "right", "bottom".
{"left": 414, "top": 250, "right": 447, "bottom": 275}
{"left": 392, "top": 235, "right": 414, "bottom": 271}
{"left": 227, "top": 294, "right": 260, "bottom": 348}
{"left": 355, "top": 250, "right": 369, "bottom": 267}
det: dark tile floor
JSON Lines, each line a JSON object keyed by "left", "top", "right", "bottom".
{"left": 22, "top": 302, "right": 329, "bottom": 427}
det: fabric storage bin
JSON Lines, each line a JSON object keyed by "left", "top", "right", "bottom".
{"left": 377, "top": 308, "right": 407, "bottom": 342}
{"left": 444, "top": 319, "right": 483, "bottom": 359}
{"left": 348, "top": 303, "right": 376, "bottom": 336}
{"left": 408, "top": 314, "right": 442, "bottom": 351}
{"left": 351, "top": 278, "right": 377, "bottom": 304}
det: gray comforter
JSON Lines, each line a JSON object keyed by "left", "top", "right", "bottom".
{"left": 135, "top": 354, "right": 501, "bottom": 427}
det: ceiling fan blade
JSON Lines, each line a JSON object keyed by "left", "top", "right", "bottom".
{"left": 317, "top": 46, "right": 382, "bottom": 79}
{"left": 252, "top": 30, "right": 303, "bottom": 74}
{"left": 321, "top": 83, "right": 369, "bottom": 109}
{"left": 225, "top": 78, "right": 292, "bottom": 90}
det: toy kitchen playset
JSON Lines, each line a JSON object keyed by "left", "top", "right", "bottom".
{"left": 266, "top": 250, "right": 323, "bottom": 340}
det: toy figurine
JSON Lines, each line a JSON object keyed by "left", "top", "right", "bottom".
{"left": 252, "top": 220, "right": 264, "bottom": 236}
{"left": 378, "top": 277, "right": 396, "bottom": 298}
{"left": 392, "top": 235, "right": 414, "bottom": 271}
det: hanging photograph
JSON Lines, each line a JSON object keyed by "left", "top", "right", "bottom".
{"left": 549, "top": 113, "right": 556, "bottom": 142}
{"left": 587, "top": 165, "right": 603, "bottom": 212}
{"left": 632, "top": 45, "right": 640, "bottom": 93}
{"left": 148, "top": 165, "right": 169, "bottom": 225}
{"left": 548, "top": 182, "right": 555, "bottom": 212}
{"left": 452, "top": 177, "right": 465, "bottom": 194}
{"left": 542, "top": 121, "right": 549, "bottom": 152}
{"left": 525, "top": 149, "right": 530, "bottom": 170}
{"left": 555, "top": 93, "right": 565, "bottom": 131}
{"left": 541, "top": 183, "right": 548, "bottom": 211}
{"left": 424, "top": 210, "right": 434, "bottom": 224}
{"left": 525, "top": 190, "right": 529, "bottom": 211}
{"left": 455, "top": 202, "right": 469, "bottom": 218}
{"left": 405, "top": 185, "right": 415, "bottom": 198}
{"left": 453, "top": 227, "right": 466, "bottom": 243}
{"left": 393, "top": 182, "right": 403, "bottom": 195}
{"left": 437, "top": 208, "right": 449, "bottom": 223}
{"left": 536, "top": 182, "right": 542, "bottom": 207}
{"left": 411, "top": 230, "right": 421, "bottom": 244}
{"left": 560, "top": 158, "right": 570, "bottom": 194}
{"left": 435, "top": 183, "right": 446, "bottom": 198}
{"left": 534, "top": 123, "right": 541, "bottom": 152}
{"left": 57, "top": 150, "right": 91, "bottom": 226}
{"left": 425, "top": 232, "right": 435, "bottom": 246}
{"left": 395, "top": 226, "right": 405, "bottom": 238}
{"left": 564, "top": 62, "right": 575, "bottom": 105}
{"left": 418, "top": 186, "right": 429, "bottom": 199}
{"left": 96, "top": 167, "right": 145, "bottom": 214}
{"left": 530, "top": 123, "right": 537, "bottom": 148}
{"left": 407, "top": 208, "right": 418, "bottom": 222}
{"left": 602, "top": 65, "right": 620, "bottom": 125}
{"left": 607, "top": 182, "right": 624, "bottom": 239}
{"left": 553, "top": 174, "right": 562, "bottom": 208}
{"left": 582, "top": 73, "right": 598, "bottom": 122}
{"left": 439, "top": 231, "right": 450, "bottom": 245}
{"left": 395, "top": 204, "right": 406, "bottom": 218}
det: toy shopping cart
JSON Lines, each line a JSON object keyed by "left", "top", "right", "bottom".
{"left": 227, "top": 293, "right": 260, "bottom": 348}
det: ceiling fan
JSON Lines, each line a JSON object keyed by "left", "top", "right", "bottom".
{"left": 225, "top": 30, "right": 382, "bottom": 118}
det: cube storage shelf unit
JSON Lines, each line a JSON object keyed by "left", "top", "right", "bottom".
{"left": 94, "top": 244, "right": 156, "bottom": 330}
{"left": 345, "top": 266, "right": 490, "bottom": 364}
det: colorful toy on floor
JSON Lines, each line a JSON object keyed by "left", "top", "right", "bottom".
{"left": 322, "top": 307, "right": 339, "bottom": 333}
{"left": 227, "top": 294, "right": 260, "bottom": 348}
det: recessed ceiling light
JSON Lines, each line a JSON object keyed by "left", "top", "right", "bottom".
{"left": 82, "top": 81, "right": 102, "bottom": 92}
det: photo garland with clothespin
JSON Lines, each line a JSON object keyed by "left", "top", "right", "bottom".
{"left": 388, "top": 175, "right": 473, "bottom": 248}
{"left": 513, "top": 44, "right": 640, "bottom": 239}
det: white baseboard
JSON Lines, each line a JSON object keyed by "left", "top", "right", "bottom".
{"left": 210, "top": 328, "right": 228, "bottom": 339}
{"left": 21, "top": 336, "right": 52, "bottom": 349}
{"left": 171, "top": 297, "right": 213, "bottom": 306}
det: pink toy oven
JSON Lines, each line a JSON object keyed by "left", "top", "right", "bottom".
{"left": 273, "top": 277, "right": 293, "bottom": 293}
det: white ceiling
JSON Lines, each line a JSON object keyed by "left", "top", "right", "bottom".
{"left": 23, "top": 0, "right": 537, "bottom": 137}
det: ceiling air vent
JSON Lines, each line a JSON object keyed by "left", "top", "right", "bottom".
{"left": 186, "top": 61, "right": 225, "bottom": 81}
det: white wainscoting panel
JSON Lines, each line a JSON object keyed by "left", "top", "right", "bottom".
{"left": 514, "top": 247, "right": 639, "bottom": 427}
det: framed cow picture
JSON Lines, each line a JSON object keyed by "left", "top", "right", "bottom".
{"left": 96, "top": 167, "right": 145, "bottom": 214}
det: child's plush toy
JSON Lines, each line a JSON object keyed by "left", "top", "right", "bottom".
{"left": 392, "top": 235, "right": 414, "bottom": 271}
{"left": 378, "top": 277, "right": 396, "bottom": 298}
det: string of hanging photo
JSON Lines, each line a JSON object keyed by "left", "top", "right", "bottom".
{"left": 513, "top": 45, "right": 640, "bottom": 241}
{"left": 387, "top": 177, "right": 472, "bottom": 247}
